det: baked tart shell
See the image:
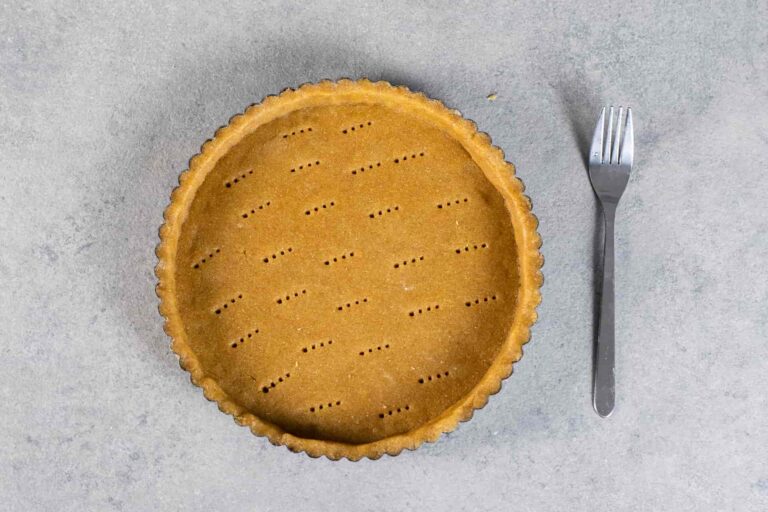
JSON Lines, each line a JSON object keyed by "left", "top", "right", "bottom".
{"left": 156, "top": 79, "right": 543, "bottom": 460}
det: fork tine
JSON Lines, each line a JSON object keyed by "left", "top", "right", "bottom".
{"left": 603, "top": 106, "right": 614, "bottom": 164}
{"left": 611, "top": 107, "right": 623, "bottom": 164}
{"left": 590, "top": 107, "right": 606, "bottom": 165}
{"left": 620, "top": 108, "right": 634, "bottom": 166}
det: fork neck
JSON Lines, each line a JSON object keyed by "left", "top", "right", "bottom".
{"left": 600, "top": 200, "right": 618, "bottom": 219}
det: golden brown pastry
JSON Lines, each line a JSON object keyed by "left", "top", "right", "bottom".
{"left": 156, "top": 79, "right": 542, "bottom": 460}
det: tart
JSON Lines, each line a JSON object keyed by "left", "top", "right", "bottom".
{"left": 156, "top": 79, "right": 542, "bottom": 460}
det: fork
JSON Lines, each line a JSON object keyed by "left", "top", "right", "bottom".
{"left": 588, "top": 106, "right": 634, "bottom": 417}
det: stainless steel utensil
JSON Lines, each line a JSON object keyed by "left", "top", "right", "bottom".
{"left": 588, "top": 106, "right": 634, "bottom": 417}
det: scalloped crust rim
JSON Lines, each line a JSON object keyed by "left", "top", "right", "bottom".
{"left": 155, "top": 79, "right": 543, "bottom": 461}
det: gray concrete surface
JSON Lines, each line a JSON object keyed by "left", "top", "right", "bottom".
{"left": 2, "top": 1, "right": 767, "bottom": 510}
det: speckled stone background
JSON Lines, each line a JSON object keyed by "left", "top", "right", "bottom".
{"left": 1, "top": 1, "right": 767, "bottom": 510}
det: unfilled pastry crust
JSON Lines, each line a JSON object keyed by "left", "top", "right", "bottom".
{"left": 156, "top": 79, "right": 542, "bottom": 460}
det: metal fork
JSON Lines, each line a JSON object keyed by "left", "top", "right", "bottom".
{"left": 588, "top": 106, "right": 634, "bottom": 417}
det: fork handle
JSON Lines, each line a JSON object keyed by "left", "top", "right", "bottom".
{"left": 594, "top": 202, "right": 616, "bottom": 417}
